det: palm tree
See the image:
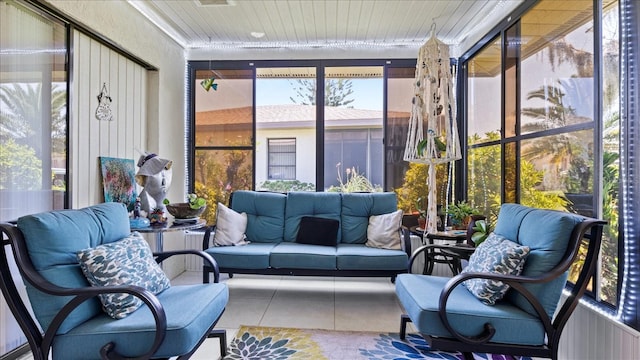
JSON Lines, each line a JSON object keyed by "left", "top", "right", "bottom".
{"left": 0, "top": 83, "right": 67, "bottom": 157}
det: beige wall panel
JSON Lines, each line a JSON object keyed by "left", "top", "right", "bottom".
{"left": 71, "top": 31, "right": 147, "bottom": 208}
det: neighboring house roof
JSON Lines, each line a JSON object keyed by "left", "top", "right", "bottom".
{"left": 196, "top": 104, "right": 409, "bottom": 129}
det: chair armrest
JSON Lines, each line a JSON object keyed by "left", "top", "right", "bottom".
{"left": 45, "top": 283, "right": 167, "bottom": 360}
{"left": 407, "top": 243, "right": 464, "bottom": 271}
{"left": 437, "top": 271, "right": 561, "bottom": 345}
{"left": 202, "top": 225, "right": 216, "bottom": 250}
{"left": 154, "top": 249, "right": 221, "bottom": 283}
{"left": 401, "top": 227, "right": 412, "bottom": 256}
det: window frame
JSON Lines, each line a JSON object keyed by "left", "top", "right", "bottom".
{"left": 267, "top": 138, "right": 297, "bottom": 180}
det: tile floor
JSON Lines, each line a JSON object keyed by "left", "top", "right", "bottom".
{"left": 175, "top": 271, "right": 413, "bottom": 359}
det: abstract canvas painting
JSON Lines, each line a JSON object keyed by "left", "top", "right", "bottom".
{"left": 99, "top": 157, "right": 137, "bottom": 211}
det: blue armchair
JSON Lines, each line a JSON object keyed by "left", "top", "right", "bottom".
{"left": 0, "top": 202, "right": 228, "bottom": 359}
{"left": 395, "top": 203, "right": 606, "bottom": 360}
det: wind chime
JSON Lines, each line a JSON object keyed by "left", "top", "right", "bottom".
{"left": 403, "top": 23, "right": 461, "bottom": 234}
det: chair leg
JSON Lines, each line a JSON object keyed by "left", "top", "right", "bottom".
{"left": 209, "top": 329, "right": 227, "bottom": 359}
{"left": 400, "top": 314, "right": 412, "bottom": 340}
{"left": 462, "top": 351, "right": 474, "bottom": 360}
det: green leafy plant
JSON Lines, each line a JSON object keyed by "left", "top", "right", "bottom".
{"left": 163, "top": 193, "right": 206, "bottom": 209}
{"left": 327, "top": 164, "right": 382, "bottom": 193}
{"left": 446, "top": 201, "right": 481, "bottom": 228}
{"left": 471, "top": 219, "right": 491, "bottom": 245}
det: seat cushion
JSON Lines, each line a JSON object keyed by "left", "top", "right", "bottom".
{"left": 270, "top": 243, "right": 337, "bottom": 270}
{"left": 230, "top": 191, "right": 286, "bottom": 243}
{"left": 336, "top": 244, "right": 407, "bottom": 271}
{"left": 52, "top": 283, "right": 229, "bottom": 359}
{"left": 395, "top": 274, "right": 545, "bottom": 346}
{"left": 341, "top": 192, "right": 398, "bottom": 244}
{"left": 17, "top": 202, "right": 131, "bottom": 334}
{"left": 495, "top": 204, "right": 582, "bottom": 317}
{"left": 284, "top": 192, "right": 342, "bottom": 243}
{"left": 205, "top": 243, "right": 277, "bottom": 269}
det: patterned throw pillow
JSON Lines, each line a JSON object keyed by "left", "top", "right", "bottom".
{"left": 77, "top": 232, "right": 171, "bottom": 319}
{"left": 462, "top": 232, "right": 530, "bottom": 305}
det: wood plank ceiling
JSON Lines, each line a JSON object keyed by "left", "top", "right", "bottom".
{"left": 127, "top": 0, "right": 525, "bottom": 53}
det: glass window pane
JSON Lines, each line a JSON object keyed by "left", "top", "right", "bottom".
{"left": 324, "top": 66, "right": 383, "bottom": 191}
{"left": 468, "top": 143, "right": 502, "bottom": 220}
{"left": 467, "top": 36, "right": 502, "bottom": 145}
{"left": 194, "top": 149, "right": 252, "bottom": 224}
{"left": 195, "top": 69, "right": 253, "bottom": 147}
{"left": 256, "top": 67, "right": 316, "bottom": 192}
{"left": 598, "top": 0, "right": 620, "bottom": 304}
{"left": 520, "top": 129, "right": 593, "bottom": 210}
{"left": 520, "top": 0, "right": 594, "bottom": 134}
{"left": 386, "top": 67, "right": 414, "bottom": 192}
{"left": 0, "top": 1, "right": 68, "bottom": 355}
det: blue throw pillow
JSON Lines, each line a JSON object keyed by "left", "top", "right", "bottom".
{"left": 462, "top": 233, "right": 530, "bottom": 305}
{"left": 76, "top": 232, "right": 171, "bottom": 319}
{"left": 296, "top": 216, "right": 340, "bottom": 246}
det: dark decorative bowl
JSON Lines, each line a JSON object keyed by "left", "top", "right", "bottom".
{"left": 165, "top": 203, "right": 206, "bottom": 219}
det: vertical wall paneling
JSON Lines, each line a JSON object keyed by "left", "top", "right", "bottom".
{"left": 558, "top": 295, "right": 640, "bottom": 359}
{"left": 71, "top": 31, "right": 148, "bottom": 208}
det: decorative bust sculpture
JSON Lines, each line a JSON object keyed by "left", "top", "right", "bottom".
{"left": 135, "top": 153, "right": 173, "bottom": 214}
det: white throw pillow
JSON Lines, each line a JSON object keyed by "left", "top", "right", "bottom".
{"left": 365, "top": 209, "right": 403, "bottom": 250}
{"left": 213, "top": 203, "right": 249, "bottom": 246}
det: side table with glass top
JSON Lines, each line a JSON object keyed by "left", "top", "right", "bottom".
{"left": 132, "top": 219, "right": 207, "bottom": 253}
{"left": 409, "top": 227, "right": 472, "bottom": 275}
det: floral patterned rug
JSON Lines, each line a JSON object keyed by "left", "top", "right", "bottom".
{"left": 224, "top": 325, "right": 532, "bottom": 360}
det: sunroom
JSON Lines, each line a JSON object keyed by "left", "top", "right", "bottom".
{"left": 1, "top": 0, "right": 638, "bottom": 359}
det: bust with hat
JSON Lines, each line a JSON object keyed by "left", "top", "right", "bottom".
{"left": 135, "top": 152, "right": 173, "bottom": 215}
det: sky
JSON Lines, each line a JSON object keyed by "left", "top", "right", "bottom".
{"left": 256, "top": 78, "right": 384, "bottom": 110}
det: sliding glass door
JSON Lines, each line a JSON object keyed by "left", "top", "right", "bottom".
{"left": 1, "top": 1, "right": 69, "bottom": 355}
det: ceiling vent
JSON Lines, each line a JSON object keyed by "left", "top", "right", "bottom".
{"left": 195, "top": 0, "right": 235, "bottom": 6}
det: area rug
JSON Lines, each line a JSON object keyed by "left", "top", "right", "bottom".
{"left": 224, "top": 325, "right": 532, "bottom": 360}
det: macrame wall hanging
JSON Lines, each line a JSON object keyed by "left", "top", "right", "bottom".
{"left": 403, "top": 24, "right": 462, "bottom": 234}
{"left": 95, "top": 83, "right": 113, "bottom": 121}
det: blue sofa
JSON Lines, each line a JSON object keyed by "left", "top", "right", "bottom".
{"left": 202, "top": 191, "right": 411, "bottom": 282}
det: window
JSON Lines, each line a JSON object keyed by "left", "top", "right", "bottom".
{"left": 0, "top": 0, "right": 69, "bottom": 355}
{"left": 189, "top": 60, "right": 416, "bottom": 204}
{"left": 462, "top": 0, "right": 620, "bottom": 310}
{"left": 268, "top": 138, "right": 296, "bottom": 180}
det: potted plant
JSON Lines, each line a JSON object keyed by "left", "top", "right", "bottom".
{"left": 163, "top": 193, "right": 207, "bottom": 219}
{"left": 446, "top": 200, "right": 481, "bottom": 230}
{"left": 469, "top": 218, "right": 491, "bottom": 246}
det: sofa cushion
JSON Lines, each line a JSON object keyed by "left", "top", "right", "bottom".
{"left": 17, "top": 202, "right": 130, "bottom": 334}
{"left": 213, "top": 203, "right": 249, "bottom": 246}
{"left": 205, "top": 243, "right": 277, "bottom": 270}
{"left": 341, "top": 192, "right": 398, "bottom": 244}
{"left": 76, "top": 232, "right": 171, "bottom": 319}
{"left": 296, "top": 216, "right": 340, "bottom": 246}
{"left": 270, "top": 243, "right": 337, "bottom": 270}
{"left": 52, "top": 283, "right": 229, "bottom": 359}
{"left": 230, "top": 191, "right": 286, "bottom": 243}
{"left": 462, "top": 233, "right": 530, "bottom": 305}
{"left": 505, "top": 207, "right": 582, "bottom": 317}
{"left": 336, "top": 244, "right": 408, "bottom": 271}
{"left": 365, "top": 209, "right": 403, "bottom": 250}
{"left": 284, "top": 192, "right": 342, "bottom": 243}
{"left": 395, "top": 274, "right": 545, "bottom": 346}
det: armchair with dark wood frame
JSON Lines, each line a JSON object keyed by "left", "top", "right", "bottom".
{"left": 0, "top": 203, "right": 229, "bottom": 360}
{"left": 396, "top": 203, "right": 606, "bottom": 360}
